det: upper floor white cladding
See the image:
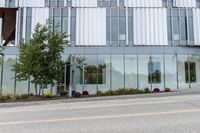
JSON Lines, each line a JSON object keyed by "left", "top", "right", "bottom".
{"left": 0, "top": 0, "right": 199, "bottom": 8}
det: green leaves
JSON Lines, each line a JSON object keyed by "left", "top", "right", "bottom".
{"left": 12, "top": 21, "right": 68, "bottom": 94}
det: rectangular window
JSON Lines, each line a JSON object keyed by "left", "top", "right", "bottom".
{"left": 167, "top": 9, "right": 172, "bottom": 45}
{"left": 128, "top": 8, "right": 133, "bottom": 45}
{"left": 180, "top": 9, "right": 187, "bottom": 45}
{"left": 111, "top": 8, "right": 119, "bottom": 45}
{"left": 61, "top": 8, "right": 68, "bottom": 34}
{"left": 110, "top": 0, "right": 117, "bottom": 7}
{"left": 119, "top": 0, "right": 124, "bottom": 7}
{"left": 70, "top": 8, "right": 76, "bottom": 45}
{"left": 197, "top": 0, "right": 200, "bottom": 7}
{"left": 26, "top": 8, "right": 32, "bottom": 41}
{"left": 148, "top": 60, "right": 161, "bottom": 84}
{"left": 53, "top": 8, "right": 61, "bottom": 32}
{"left": 163, "top": 0, "right": 173, "bottom": 7}
{"left": 50, "top": 0, "right": 57, "bottom": 6}
{"left": 119, "top": 8, "right": 126, "bottom": 45}
{"left": 188, "top": 10, "right": 194, "bottom": 44}
{"left": 58, "top": 0, "right": 64, "bottom": 7}
{"left": 185, "top": 62, "right": 196, "bottom": 83}
{"left": 168, "top": 9, "right": 194, "bottom": 46}
{"left": 106, "top": 8, "right": 111, "bottom": 45}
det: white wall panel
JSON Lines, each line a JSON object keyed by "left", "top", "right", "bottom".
{"left": 73, "top": 0, "right": 97, "bottom": 7}
{"left": 19, "top": 0, "right": 45, "bottom": 7}
{"left": 133, "top": 8, "right": 168, "bottom": 46}
{"left": 173, "top": 0, "right": 196, "bottom": 7}
{"left": 125, "top": 0, "right": 162, "bottom": 7}
{"left": 76, "top": 8, "right": 106, "bottom": 46}
{"left": 193, "top": 9, "right": 200, "bottom": 45}
{"left": 0, "top": 0, "right": 5, "bottom": 7}
{"left": 31, "top": 8, "right": 49, "bottom": 35}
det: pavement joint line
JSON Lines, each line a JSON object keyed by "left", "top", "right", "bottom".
{"left": 0, "top": 109, "right": 200, "bottom": 125}
{"left": 0, "top": 98, "right": 200, "bottom": 114}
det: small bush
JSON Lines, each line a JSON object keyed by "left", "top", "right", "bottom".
{"left": 43, "top": 92, "right": 53, "bottom": 98}
{"left": 96, "top": 90, "right": 103, "bottom": 96}
{"left": 60, "top": 90, "right": 68, "bottom": 96}
{"left": 29, "top": 93, "right": 34, "bottom": 96}
{"left": 74, "top": 92, "right": 81, "bottom": 97}
{"left": 144, "top": 88, "right": 151, "bottom": 93}
{"left": 104, "top": 90, "right": 114, "bottom": 95}
{"left": 82, "top": 91, "right": 89, "bottom": 96}
{"left": 164, "top": 88, "right": 171, "bottom": 92}
{"left": 21, "top": 94, "right": 29, "bottom": 99}
{"left": 153, "top": 88, "right": 160, "bottom": 93}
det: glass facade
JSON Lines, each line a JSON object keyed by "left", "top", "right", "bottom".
{"left": 1, "top": 52, "right": 200, "bottom": 95}
{"left": 167, "top": 8, "right": 194, "bottom": 46}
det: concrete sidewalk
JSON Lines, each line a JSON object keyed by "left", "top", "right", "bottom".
{"left": 0, "top": 89, "right": 200, "bottom": 108}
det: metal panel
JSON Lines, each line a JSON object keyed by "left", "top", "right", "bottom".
{"left": 125, "top": 0, "right": 162, "bottom": 7}
{"left": 133, "top": 8, "right": 168, "bottom": 46}
{"left": 173, "top": 0, "right": 196, "bottom": 7}
{"left": 193, "top": 8, "right": 200, "bottom": 45}
{"left": 0, "top": 0, "right": 5, "bottom": 7}
{"left": 31, "top": 8, "right": 49, "bottom": 37}
{"left": 76, "top": 8, "right": 106, "bottom": 46}
{"left": 19, "top": 0, "right": 45, "bottom": 7}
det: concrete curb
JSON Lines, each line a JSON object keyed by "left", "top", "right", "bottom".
{"left": 0, "top": 90, "right": 200, "bottom": 108}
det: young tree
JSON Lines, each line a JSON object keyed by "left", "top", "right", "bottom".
{"left": 13, "top": 22, "right": 68, "bottom": 95}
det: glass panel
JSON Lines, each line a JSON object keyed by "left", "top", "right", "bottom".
{"left": 128, "top": 8, "right": 133, "bottom": 45}
{"left": 103, "top": 0, "right": 110, "bottom": 7}
{"left": 110, "top": 0, "right": 117, "bottom": 7}
{"left": 50, "top": 0, "right": 57, "bottom": 6}
{"left": 2, "top": 55, "right": 16, "bottom": 95}
{"left": 119, "top": 8, "right": 126, "bottom": 45}
{"left": 111, "top": 8, "right": 119, "bottom": 45}
{"left": 177, "top": 55, "right": 189, "bottom": 89}
{"left": 165, "top": 54, "right": 177, "bottom": 90}
{"left": 119, "top": 0, "right": 124, "bottom": 7}
{"left": 138, "top": 55, "right": 150, "bottom": 89}
{"left": 125, "top": 55, "right": 137, "bottom": 89}
{"left": 111, "top": 55, "right": 124, "bottom": 90}
{"left": 106, "top": 8, "right": 110, "bottom": 45}
{"left": 98, "top": 55, "right": 111, "bottom": 92}
{"left": 188, "top": 17, "right": 194, "bottom": 44}
{"left": 162, "top": 0, "right": 167, "bottom": 7}
{"left": 77, "top": 55, "right": 98, "bottom": 95}
{"left": 26, "top": 8, "right": 32, "bottom": 41}
{"left": 172, "top": 17, "right": 180, "bottom": 45}
{"left": 58, "top": 0, "right": 64, "bottom": 7}
{"left": 180, "top": 17, "right": 187, "bottom": 45}
{"left": 149, "top": 55, "right": 164, "bottom": 91}
{"left": 16, "top": 80, "right": 28, "bottom": 95}
{"left": 190, "top": 55, "right": 200, "bottom": 89}
{"left": 70, "top": 8, "right": 76, "bottom": 45}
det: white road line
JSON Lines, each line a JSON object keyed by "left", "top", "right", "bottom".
{"left": 0, "top": 98, "right": 199, "bottom": 114}
{"left": 0, "top": 109, "right": 200, "bottom": 125}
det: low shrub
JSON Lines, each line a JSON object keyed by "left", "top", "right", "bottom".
{"left": 144, "top": 88, "right": 151, "bottom": 93}
{"left": 164, "top": 88, "right": 171, "bottom": 92}
{"left": 82, "top": 91, "right": 89, "bottom": 96}
{"left": 43, "top": 92, "right": 53, "bottom": 98}
{"left": 153, "top": 88, "right": 160, "bottom": 93}
{"left": 21, "top": 94, "right": 29, "bottom": 99}
{"left": 96, "top": 90, "right": 103, "bottom": 96}
{"left": 74, "top": 92, "right": 81, "bottom": 97}
{"left": 60, "top": 90, "right": 68, "bottom": 96}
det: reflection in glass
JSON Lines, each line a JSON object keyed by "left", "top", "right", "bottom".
{"left": 111, "top": 55, "right": 124, "bottom": 90}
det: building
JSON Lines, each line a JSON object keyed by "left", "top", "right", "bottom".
{"left": 0, "top": 0, "right": 200, "bottom": 95}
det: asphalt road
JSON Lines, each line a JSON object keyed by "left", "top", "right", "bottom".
{"left": 0, "top": 93, "right": 200, "bottom": 133}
